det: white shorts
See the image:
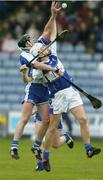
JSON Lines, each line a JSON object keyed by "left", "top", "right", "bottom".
{"left": 51, "top": 86, "right": 83, "bottom": 114}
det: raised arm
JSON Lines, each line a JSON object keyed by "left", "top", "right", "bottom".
{"left": 42, "top": 2, "right": 61, "bottom": 41}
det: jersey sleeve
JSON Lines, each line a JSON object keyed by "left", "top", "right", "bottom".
{"left": 20, "top": 52, "right": 34, "bottom": 67}
{"left": 20, "top": 55, "right": 29, "bottom": 65}
{"left": 37, "top": 36, "right": 51, "bottom": 45}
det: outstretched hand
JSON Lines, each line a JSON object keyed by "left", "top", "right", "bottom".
{"left": 51, "top": 1, "right": 61, "bottom": 17}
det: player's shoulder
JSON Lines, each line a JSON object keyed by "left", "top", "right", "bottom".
{"left": 20, "top": 51, "right": 33, "bottom": 60}
{"left": 37, "top": 36, "right": 51, "bottom": 45}
{"left": 20, "top": 50, "right": 34, "bottom": 64}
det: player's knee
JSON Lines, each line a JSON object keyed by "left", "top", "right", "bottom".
{"left": 42, "top": 115, "right": 50, "bottom": 123}
{"left": 22, "top": 116, "right": 29, "bottom": 125}
{"left": 79, "top": 116, "right": 88, "bottom": 126}
{"left": 42, "top": 120, "right": 49, "bottom": 127}
{"left": 49, "top": 126, "right": 57, "bottom": 134}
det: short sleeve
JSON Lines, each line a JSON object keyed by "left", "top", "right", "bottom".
{"left": 37, "top": 36, "right": 51, "bottom": 45}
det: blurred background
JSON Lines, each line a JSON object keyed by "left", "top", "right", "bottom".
{"left": 0, "top": 1, "right": 103, "bottom": 139}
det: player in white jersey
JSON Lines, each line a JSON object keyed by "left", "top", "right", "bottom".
{"left": 10, "top": 2, "right": 62, "bottom": 159}
{"left": 22, "top": 40, "right": 101, "bottom": 171}
{"left": 28, "top": 28, "right": 101, "bottom": 172}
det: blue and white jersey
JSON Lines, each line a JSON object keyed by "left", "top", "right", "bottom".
{"left": 20, "top": 36, "right": 52, "bottom": 84}
{"left": 20, "top": 36, "right": 51, "bottom": 66}
{"left": 32, "top": 37, "right": 73, "bottom": 96}
{"left": 19, "top": 37, "right": 50, "bottom": 104}
{"left": 43, "top": 51, "right": 73, "bottom": 95}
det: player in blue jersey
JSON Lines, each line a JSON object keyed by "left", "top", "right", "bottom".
{"left": 22, "top": 40, "right": 101, "bottom": 171}
{"left": 10, "top": 2, "right": 62, "bottom": 159}
{"left": 28, "top": 27, "right": 101, "bottom": 172}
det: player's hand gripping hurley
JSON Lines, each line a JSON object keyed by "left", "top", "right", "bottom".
{"left": 29, "top": 29, "right": 102, "bottom": 109}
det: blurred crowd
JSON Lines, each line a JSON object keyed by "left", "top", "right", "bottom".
{"left": 0, "top": 1, "right": 103, "bottom": 54}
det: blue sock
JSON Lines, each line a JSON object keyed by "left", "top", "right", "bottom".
{"left": 85, "top": 144, "right": 92, "bottom": 151}
{"left": 63, "top": 133, "right": 70, "bottom": 143}
{"left": 37, "top": 161, "right": 43, "bottom": 170}
{"left": 34, "top": 140, "right": 41, "bottom": 147}
{"left": 43, "top": 150, "right": 50, "bottom": 160}
{"left": 11, "top": 140, "right": 19, "bottom": 149}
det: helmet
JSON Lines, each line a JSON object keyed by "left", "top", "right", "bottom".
{"left": 30, "top": 42, "right": 50, "bottom": 59}
{"left": 30, "top": 43, "right": 43, "bottom": 56}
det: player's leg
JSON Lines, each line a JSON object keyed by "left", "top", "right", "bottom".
{"left": 31, "top": 115, "right": 42, "bottom": 141}
{"left": 42, "top": 116, "right": 74, "bottom": 172}
{"left": 67, "top": 86, "right": 101, "bottom": 158}
{"left": 71, "top": 105, "right": 90, "bottom": 144}
{"left": 36, "top": 103, "right": 50, "bottom": 142}
{"left": 41, "top": 89, "right": 74, "bottom": 171}
{"left": 31, "top": 103, "right": 50, "bottom": 160}
{"left": 34, "top": 115, "right": 73, "bottom": 171}
{"left": 51, "top": 121, "right": 74, "bottom": 149}
{"left": 70, "top": 105, "right": 101, "bottom": 158}
{"left": 10, "top": 102, "right": 33, "bottom": 159}
{"left": 41, "top": 113, "right": 61, "bottom": 171}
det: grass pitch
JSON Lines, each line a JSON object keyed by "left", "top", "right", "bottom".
{"left": 0, "top": 138, "right": 103, "bottom": 180}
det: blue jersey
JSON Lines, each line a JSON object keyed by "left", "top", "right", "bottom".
{"left": 29, "top": 37, "right": 73, "bottom": 97}
{"left": 19, "top": 37, "right": 50, "bottom": 105}
{"left": 20, "top": 37, "right": 50, "bottom": 70}
{"left": 43, "top": 55, "right": 73, "bottom": 97}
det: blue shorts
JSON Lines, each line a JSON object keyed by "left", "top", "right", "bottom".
{"left": 34, "top": 112, "right": 63, "bottom": 130}
{"left": 24, "top": 83, "right": 49, "bottom": 105}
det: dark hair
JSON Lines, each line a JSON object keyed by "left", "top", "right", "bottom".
{"left": 17, "top": 34, "right": 30, "bottom": 48}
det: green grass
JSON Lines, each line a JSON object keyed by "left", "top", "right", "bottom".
{"left": 0, "top": 138, "right": 103, "bottom": 180}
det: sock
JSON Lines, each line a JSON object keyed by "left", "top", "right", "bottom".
{"left": 33, "top": 140, "right": 41, "bottom": 148}
{"left": 37, "top": 161, "right": 43, "bottom": 170}
{"left": 85, "top": 144, "right": 92, "bottom": 151}
{"left": 63, "top": 133, "right": 70, "bottom": 143}
{"left": 43, "top": 150, "right": 50, "bottom": 161}
{"left": 11, "top": 140, "right": 19, "bottom": 149}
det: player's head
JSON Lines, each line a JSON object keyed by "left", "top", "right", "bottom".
{"left": 30, "top": 42, "right": 51, "bottom": 59}
{"left": 18, "top": 34, "right": 35, "bottom": 50}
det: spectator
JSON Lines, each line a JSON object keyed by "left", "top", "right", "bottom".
{"left": 79, "top": 2, "right": 91, "bottom": 18}
{"left": 15, "top": 25, "right": 23, "bottom": 39}
{"left": 66, "top": 25, "right": 79, "bottom": 45}
{"left": 86, "top": 33, "right": 96, "bottom": 54}
{"left": 99, "top": 7, "right": 103, "bottom": 24}
{"left": 0, "top": 1, "right": 103, "bottom": 52}
{"left": 26, "top": 23, "right": 39, "bottom": 40}
{"left": 1, "top": 32, "right": 18, "bottom": 54}
{"left": 96, "top": 35, "right": 103, "bottom": 52}
{"left": 78, "top": 22, "right": 89, "bottom": 43}
{"left": 57, "top": 11, "right": 68, "bottom": 31}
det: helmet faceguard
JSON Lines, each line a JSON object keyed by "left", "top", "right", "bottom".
{"left": 30, "top": 43, "right": 51, "bottom": 60}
